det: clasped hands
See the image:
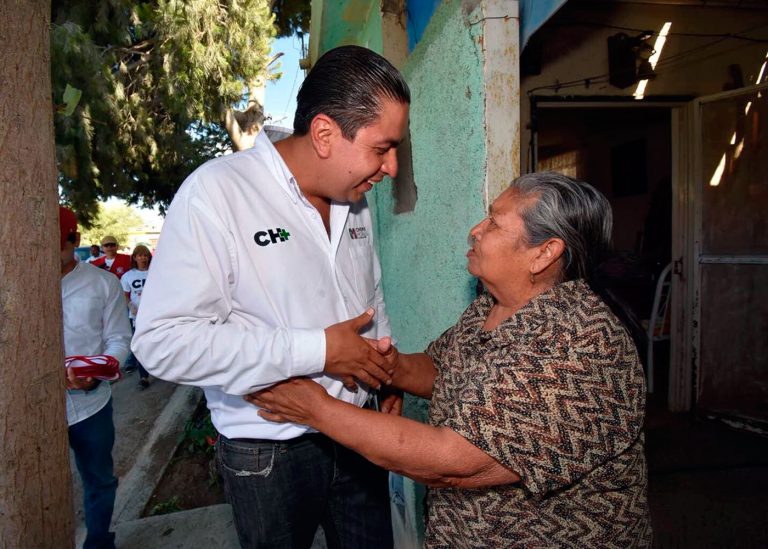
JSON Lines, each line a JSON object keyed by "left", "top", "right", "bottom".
{"left": 244, "top": 308, "right": 403, "bottom": 423}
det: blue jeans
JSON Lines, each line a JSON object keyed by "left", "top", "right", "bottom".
{"left": 217, "top": 433, "right": 392, "bottom": 549}
{"left": 69, "top": 398, "right": 117, "bottom": 549}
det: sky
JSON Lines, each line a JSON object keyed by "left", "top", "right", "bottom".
{"left": 264, "top": 34, "right": 307, "bottom": 129}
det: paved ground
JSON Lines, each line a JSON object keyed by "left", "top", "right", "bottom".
{"left": 645, "top": 401, "right": 768, "bottom": 548}
{"left": 70, "top": 371, "right": 177, "bottom": 530}
{"left": 70, "top": 370, "right": 203, "bottom": 546}
{"left": 69, "top": 368, "right": 768, "bottom": 548}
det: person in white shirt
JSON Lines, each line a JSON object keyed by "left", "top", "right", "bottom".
{"left": 121, "top": 244, "right": 152, "bottom": 388}
{"left": 60, "top": 206, "right": 132, "bottom": 549}
{"left": 132, "top": 46, "right": 410, "bottom": 548}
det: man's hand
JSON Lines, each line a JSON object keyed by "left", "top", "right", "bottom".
{"left": 246, "top": 378, "right": 330, "bottom": 425}
{"left": 373, "top": 336, "right": 399, "bottom": 375}
{"left": 366, "top": 337, "right": 403, "bottom": 414}
{"left": 324, "top": 309, "right": 393, "bottom": 391}
{"left": 66, "top": 367, "right": 98, "bottom": 391}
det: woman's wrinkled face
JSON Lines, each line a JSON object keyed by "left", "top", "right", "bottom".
{"left": 466, "top": 189, "right": 539, "bottom": 290}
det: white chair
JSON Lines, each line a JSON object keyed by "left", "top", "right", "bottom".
{"left": 646, "top": 262, "right": 672, "bottom": 394}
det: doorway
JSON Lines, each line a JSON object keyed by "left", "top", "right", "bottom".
{"left": 533, "top": 101, "right": 676, "bottom": 404}
{"left": 533, "top": 90, "right": 768, "bottom": 425}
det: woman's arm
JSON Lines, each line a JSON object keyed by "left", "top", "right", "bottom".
{"left": 248, "top": 378, "right": 520, "bottom": 488}
{"left": 390, "top": 351, "right": 438, "bottom": 399}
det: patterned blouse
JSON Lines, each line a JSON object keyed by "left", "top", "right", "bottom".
{"left": 424, "top": 279, "right": 652, "bottom": 548}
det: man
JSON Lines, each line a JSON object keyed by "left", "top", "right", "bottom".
{"left": 91, "top": 235, "right": 131, "bottom": 279}
{"left": 85, "top": 244, "right": 104, "bottom": 263}
{"left": 133, "top": 45, "right": 409, "bottom": 548}
{"left": 60, "top": 206, "right": 132, "bottom": 549}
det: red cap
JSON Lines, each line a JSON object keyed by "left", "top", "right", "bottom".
{"left": 59, "top": 206, "right": 78, "bottom": 250}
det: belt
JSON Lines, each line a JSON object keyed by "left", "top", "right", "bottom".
{"left": 223, "top": 432, "right": 325, "bottom": 445}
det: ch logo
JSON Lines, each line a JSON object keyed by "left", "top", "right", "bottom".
{"left": 254, "top": 227, "right": 291, "bottom": 247}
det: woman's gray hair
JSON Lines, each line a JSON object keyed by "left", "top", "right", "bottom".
{"left": 510, "top": 172, "right": 612, "bottom": 282}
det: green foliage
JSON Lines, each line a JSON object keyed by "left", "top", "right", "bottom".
{"left": 179, "top": 408, "right": 217, "bottom": 456}
{"left": 51, "top": 0, "right": 309, "bottom": 225}
{"left": 148, "top": 495, "right": 181, "bottom": 516}
{"left": 272, "top": 0, "right": 311, "bottom": 39}
{"left": 78, "top": 202, "right": 145, "bottom": 247}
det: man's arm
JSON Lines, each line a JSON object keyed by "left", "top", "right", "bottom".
{"left": 133, "top": 189, "right": 391, "bottom": 395}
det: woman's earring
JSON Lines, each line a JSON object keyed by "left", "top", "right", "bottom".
{"left": 530, "top": 272, "right": 535, "bottom": 284}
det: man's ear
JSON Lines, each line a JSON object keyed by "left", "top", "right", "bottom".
{"left": 309, "top": 114, "right": 337, "bottom": 159}
{"left": 530, "top": 238, "right": 565, "bottom": 276}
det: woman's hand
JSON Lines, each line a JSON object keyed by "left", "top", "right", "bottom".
{"left": 245, "top": 378, "right": 331, "bottom": 425}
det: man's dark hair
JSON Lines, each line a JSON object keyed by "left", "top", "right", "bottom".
{"left": 293, "top": 45, "right": 410, "bottom": 139}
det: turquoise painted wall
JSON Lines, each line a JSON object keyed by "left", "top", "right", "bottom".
{"left": 318, "top": 0, "right": 381, "bottom": 54}
{"left": 373, "top": 0, "right": 486, "bottom": 357}
{"left": 372, "top": 1, "right": 487, "bottom": 542}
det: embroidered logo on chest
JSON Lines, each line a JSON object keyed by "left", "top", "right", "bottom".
{"left": 348, "top": 227, "right": 368, "bottom": 240}
{"left": 254, "top": 227, "right": 291, "bottom": 247}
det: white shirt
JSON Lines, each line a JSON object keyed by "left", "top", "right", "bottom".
{"left": 133, "top": 131, "right": 391, "bottom": 440}
{"left": 121, "top": 268, "right": 149, "bottom": 319}
{"left": 62, "top": 262, "right": 132, "bottom": 426}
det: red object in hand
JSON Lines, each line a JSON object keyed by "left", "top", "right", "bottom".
{"left": 65, "top": 355, "right": 122, "bottom": 381}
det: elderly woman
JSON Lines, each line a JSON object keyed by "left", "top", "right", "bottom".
{"left": 249, "top": 172, "right": 652, "bottom": 548}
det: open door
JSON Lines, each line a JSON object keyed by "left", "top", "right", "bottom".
{"left": 679, "top": 83, "right": 768, "bottom": 425}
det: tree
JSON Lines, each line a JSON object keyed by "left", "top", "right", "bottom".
{"left": 79, "top": 202, "right": 145, "bottom": 248}
{"left": 1, "top": 0, "right": 74, "bottom": 545}
{"left": 52, "top": 0, "right": 309, "bottom": 225}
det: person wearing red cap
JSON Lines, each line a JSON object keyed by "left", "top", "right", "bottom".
{"left": 60, "top": 206, "right": 131, "bottom": 549}
{"left": 90, "top": 234, "right": 131, "bottom": 279}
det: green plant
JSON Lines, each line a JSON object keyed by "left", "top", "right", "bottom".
{"left": 149, "top": 495, "right": 182, "bottom": 516}
{"left": 179, "top": 408, "right": 217, "bottom": 456}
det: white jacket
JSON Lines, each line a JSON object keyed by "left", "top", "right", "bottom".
{"left": 133, "top": 132, "right": 391, "bottom": 439}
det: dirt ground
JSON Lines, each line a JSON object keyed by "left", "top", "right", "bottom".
{"left": 143, "top": 399, "right": 224, "bottom": 516}
{"left": 143, "top": 449, "right": 224, "bottom": 516}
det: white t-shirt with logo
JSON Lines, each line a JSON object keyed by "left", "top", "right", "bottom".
{"left": 132, "top": 130, "right": 391, "bottom": 440}
{"left": 121, "top": 268, "right": 149, "bottom": 319}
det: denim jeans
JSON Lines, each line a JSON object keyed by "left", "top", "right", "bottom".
{"left": 69, "top": 398, "right": 117, "bottom": 549}
{"left": 217, "top": 433, "right": 392, "bottom": 549}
